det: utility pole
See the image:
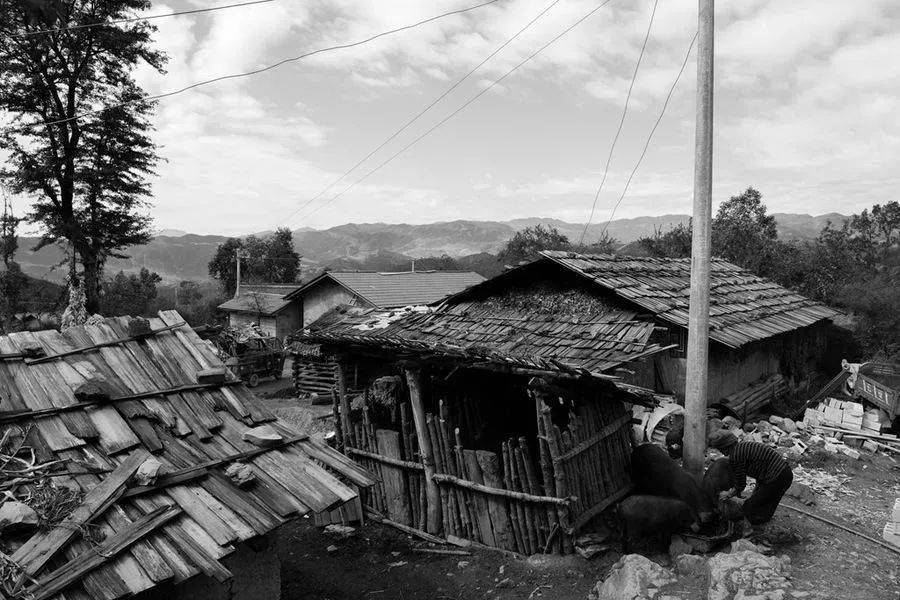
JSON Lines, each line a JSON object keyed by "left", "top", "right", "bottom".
{"left": 235, "top": 250, "right": 244, "bottom": 298}
{"left": 683, "top": 0, "right": 715, "bottom": 475}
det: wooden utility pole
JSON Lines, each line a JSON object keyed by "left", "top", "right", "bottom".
{"left": 683, "top": 0, "right": 715, "bottom": 475}
{"left": 235, "top": 250, "right": 244, "bottom": 298}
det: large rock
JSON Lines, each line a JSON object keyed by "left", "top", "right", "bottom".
{"left": 706, "top": 549, "right": 791, "bottom": 600}
{"left": 591, "top": 554, "right": 676, "bottom": 600}
{"left": 0, "top": 501, "right": 39, "bottom": 533}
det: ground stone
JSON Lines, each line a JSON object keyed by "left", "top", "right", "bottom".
{"left": 669, "top": 535, "right": 694, "bottom": 559}
{"left": 591, "top": 554, "right": 676, "bottom": 600}
{"left": 707, "top": 549, "right": 791, "bottom": 600}
{"left": 0, "top": 501, "right": 38, "bottom": 532}
{"left": 675, "top": 554, "right": 707, "bottom": 577}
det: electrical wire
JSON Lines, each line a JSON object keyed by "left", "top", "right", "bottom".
{"left": 578, "top": 0, "right": 658, "bottom": 245}
{"left": 7, "top": 0, "right": 275, "bottom": 39}
{"left": 295, "top": 0, "right": 618, "bottom": 223}
{"left": 279, "top": 0, "right": 564, "bottom": 229}
{"left": 599, "top": 30, "right": 698, "bottom": 236}
{"left": 5, "top": 0, "right": 504, "bottom": 133}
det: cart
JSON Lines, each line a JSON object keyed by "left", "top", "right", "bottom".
{"left": 216, "top": 334, "right": 286, "bottom": 387}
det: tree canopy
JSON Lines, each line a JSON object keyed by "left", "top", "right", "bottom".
{"left": 500, "top": 225, "right": 571, "bottom": 265}
{"left": 0, "top": 0, "right": 165, "bottom": 313}
{"left": 208, "top": 228, "right": 301, "bottom": 296}
{"left": 100, "top": 267, "right": 161, "bottom": 317}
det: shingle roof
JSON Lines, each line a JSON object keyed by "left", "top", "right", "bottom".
{"left": 239, "top": 284, "right": 302, "bottom": 296}
{"left": 0, "top": 312, "right": 372, "bottom": 600}
{"left": 540, "top": 250, "right": 840, "bottom": 348}
{"left": 306, "top": 287, "right": 671, "bottom": 376}
{"left": 218, "top": 292, "right": 292, "bottom": 316}
{"left": 287, "top": 271, "right": 485, "bottom": 308}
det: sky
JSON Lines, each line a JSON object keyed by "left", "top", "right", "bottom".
{"left": 9, "top": 0, "right": 900, "bottom": 235}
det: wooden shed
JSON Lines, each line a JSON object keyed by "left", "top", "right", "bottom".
{"left": 0, "top": 311, "right": 372, "bottom": 600}
{"left": 287, "top": 270, "right": 484, "bottom": 397}
{"left": 305, "top": 280, "right": 674, "bottom": 555}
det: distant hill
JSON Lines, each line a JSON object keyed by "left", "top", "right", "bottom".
{"left": 12, "top": 212, "right": 847, "bottom": 284}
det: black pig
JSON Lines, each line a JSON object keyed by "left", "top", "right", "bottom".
{"left": 618, "top": 494, "right": 698, "bottom": 552}
{"left": 631, "top": 443, "right": 715, "bottom": 524}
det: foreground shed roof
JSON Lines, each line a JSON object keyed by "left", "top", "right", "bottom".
{"left": 539, "top": 251, "right": 840, "bottom": 348}
{"left": 287, "top": 270, "right": 485, "bottom": 308}
{"left": 307, "top": 291, "right": 671, "bottom": 377}
{"left": 0, "top": 311, "right": 372, "bottom": 600}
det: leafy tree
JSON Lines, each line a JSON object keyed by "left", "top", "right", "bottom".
{"left": 208, "top": 228, "right": 301, "bottom": 295}
{"left": 208, "top": 238, "right": 243, "bottom": 296}
{"left": 499, "top": 225, "right": 571, "bottom": 265}
{"left": 0, "top": 0, "right": 165, "bottom": 313}
{"left": 574, "top": 231, "right": 619, "bottom": 254}
{"left": 100, "top": 267, "right": 161, "bottom": 316}
{"left": 637, "top": 221, "right": 693, "bottom": 258}
{"left": 711, "top": 187, "right": 778, "bottom": 275}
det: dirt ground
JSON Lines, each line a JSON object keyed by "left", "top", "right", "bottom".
{"left": 260, "top": 385, "right": 900, "bottom": 600}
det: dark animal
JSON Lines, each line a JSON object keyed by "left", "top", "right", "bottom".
{"left": 702, "top": 458, "right": 735, "bottom": 500}
{"left": 618, "top": 494, "right": 698, "bottom": 552}
{"left": 631, "top": 443, "right": 715, "bottom": 524}
{"left": 702, "top": 458, "right": 744, "bottom": 521}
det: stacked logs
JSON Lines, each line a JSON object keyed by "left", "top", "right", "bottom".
{"left": 720, "top": 374, "right": 786, "bottom": 422}
{"left": 291, "top": 356, "right": 338, "bottom": 395}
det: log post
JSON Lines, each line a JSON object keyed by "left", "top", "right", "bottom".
{"left": 405, "top": 367, "right": 442, "bottom": 535}
{"left": 335, "top": 361, "right": 354, "bottom": 449}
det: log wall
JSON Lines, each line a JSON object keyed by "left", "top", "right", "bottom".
{"left": 334, "top": 372, "right": 632, "bottom": 554}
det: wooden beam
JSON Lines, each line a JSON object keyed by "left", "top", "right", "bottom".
{"left": 0, "top": 381, "right": 243, "bottom": 424}
{"left": 25, "top": 322, "right": 187, "bottom": 365}
{"left": 555, "top": 414, "right": 632, "bottom": 463}
{"left": 404, "top": 367, "right": 442, "bottom": 535}
{"left": 121, "top": 434, "right": 310, "bottom": 499}
{"left": 13, "top": 449, "right": 150, "bottom": 576}
{"left": 364, "top": 508, "right": 446, "bottom": 545}
{"left": 569, "top": 485, "right": 633, "bottom": 533}
{"left": 27, "top": 505, "right": 182, "bottom": 600}
{"left": 346, "top": 447, "right": 425, "bottom": 471}
{"left": 431, "top": 473, "right": 573, "bottom": 506}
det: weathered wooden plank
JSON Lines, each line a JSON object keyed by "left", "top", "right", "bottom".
{"left": 27, "top": 506, "right": 181, "bottom": 600}
{"left": 13, "top": 449, "right": 150, "bottom": 576}
{"left": 475, "top": 450, "right": 513, "bottom": 551}
{"left": 375, "top": 430, "right": 412, "bottom": 526}
{"left": 0, "top": 338, "right": 84, "bottom": 451}
{"left": 10, "top": 332, "right": 98, "bottom": 440}
{"left": 462, "top": 449, "right": 496, "bottom": 547}
{"left": 84, "top": 406, "right": 142, "bottom": 455}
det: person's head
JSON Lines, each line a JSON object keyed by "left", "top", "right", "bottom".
{"left": 708, "top": 430, "right": 738, "bottom": 456}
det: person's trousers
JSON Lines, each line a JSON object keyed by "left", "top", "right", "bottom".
{"left": 743, "top": 468, "right": 793, "bottom": 525}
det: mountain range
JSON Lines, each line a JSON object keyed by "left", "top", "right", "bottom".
{"left": 12, "top": 212, "right": 848, "bottom": 284}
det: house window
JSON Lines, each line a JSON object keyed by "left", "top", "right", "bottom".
{"left": 669, "top": 328, "right": 687, "bottom": 358}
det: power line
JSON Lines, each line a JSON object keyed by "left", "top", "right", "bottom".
{"left": 279, "top": 0, "right": 563, "bottom": 228}
{"left": 295, "top": 0, "right": 618, "bottom": 223}
{"left": 599, "top": 31, "right": 698, "bottom": 236}
{"left": 6, "top": 0, "right": 503, "bottom": 133}
{"left": 7, "top": 0, "right": 275, "bottom": 39}
{"left": 578, "top": 0, "right": 658, "bottom": 246}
